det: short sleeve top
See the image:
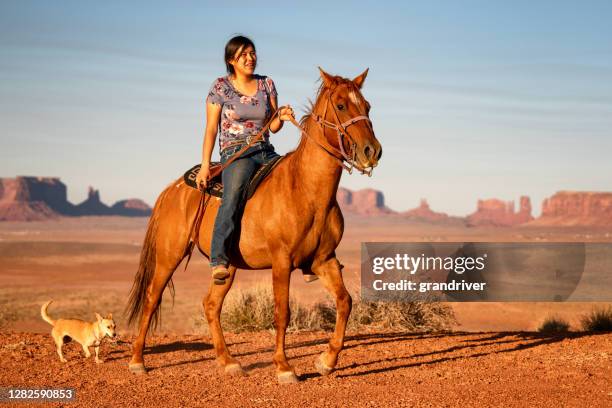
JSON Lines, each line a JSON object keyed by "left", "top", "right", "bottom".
{"left": 206, "top": 74, "right": 278, "bottom": 153}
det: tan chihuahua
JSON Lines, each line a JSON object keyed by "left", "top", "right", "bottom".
{"left": 41, "top": 300, "right": 116, "bottom": 363}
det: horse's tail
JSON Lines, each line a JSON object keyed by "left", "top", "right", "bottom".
{"left": 41, "top": 300, "right": 55, "bottom": 326}
{"left": 125, "top": 187, "right": 168, "bottom": 329}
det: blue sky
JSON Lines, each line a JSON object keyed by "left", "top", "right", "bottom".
{"left": 1, "top": 1, "right": 611, "bottom": 215}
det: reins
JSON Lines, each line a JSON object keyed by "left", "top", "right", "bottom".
{"left": 207, "top": 109, "right": 281, "bottom": 181}
{"left": 182, "top": 83, "right": 374, "bottom": 273}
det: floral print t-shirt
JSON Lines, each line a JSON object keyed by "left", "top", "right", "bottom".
{"left": 206, "top": 74, "right": 277, "bottom": 153}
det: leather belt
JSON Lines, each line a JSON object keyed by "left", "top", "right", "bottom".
{"left": 222, "top": 137, "right": 271, "bottom": 152}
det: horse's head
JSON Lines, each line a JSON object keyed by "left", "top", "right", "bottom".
{"left": 310, "top": 67, "right": 382, "bottom": 175}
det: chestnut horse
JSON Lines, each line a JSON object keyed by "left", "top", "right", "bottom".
{"left": 126, "top": 68, "right": 382, "bottom": 383}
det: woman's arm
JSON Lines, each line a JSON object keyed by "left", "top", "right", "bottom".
{"left": 269, "top": 95, "right": 294, "bottom": 134}
{"left": 196, "top": 102, "right": 221, "bottom": 188}
{"left": 202, "top": 102, "right": 221, "bottom": 166}
{"left": 269, "top": 95, "right": 283, "bottom": 133}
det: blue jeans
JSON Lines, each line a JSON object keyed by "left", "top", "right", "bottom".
{"left": 210, "top": 143, "right": 280, "bottom": 267}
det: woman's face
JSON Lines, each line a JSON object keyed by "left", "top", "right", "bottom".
{"left": 230, "top": 45, "right": 257, "bottom": 76}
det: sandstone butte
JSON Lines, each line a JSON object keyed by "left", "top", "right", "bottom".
{"left": 400, "top": 199, "right": 464, "bottom": 225}
{"left": 528, "top": 191, "right": 612, "bottom": 227}
{"left": 466, "top": 196, "right": 533, "bottom": 227}
{"left": 0, "top": 176, "right": 151, "bottom": 221}
{"left": 336, "top": 187, "right": 395, "bottom": 216}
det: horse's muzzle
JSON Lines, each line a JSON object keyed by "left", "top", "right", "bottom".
{"left": 361, "top": 141, "right": 382, "bottom": 168}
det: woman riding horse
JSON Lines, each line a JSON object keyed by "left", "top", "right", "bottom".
{"left": 127, "top": 57, "right": 381, "bottom": 383}
{"left": 195, "top": 35, "right": 295, "bottom": 281}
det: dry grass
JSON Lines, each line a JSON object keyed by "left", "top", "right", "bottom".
{"left": 220, "top": 285, "right": 335, "bottom": 333}
{"left": 349, "top": 300, "right": 456, "bottom": 332}
{"left": 218, "top": 285, "right": 456, "bottom": 333}
{"left": 538, "top": 316, "right": 570, "bottom": 334}
{"left": 581, "top": 307, "right": 612, "bottom": 332}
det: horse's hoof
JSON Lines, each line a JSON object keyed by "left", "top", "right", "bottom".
{"left": 213, "top": 278, "right": 226, "bottom": 285}
{"left": 129, "top": 363, "right": 147, "bottom": 375}
{"left": 277, "top": 371, "right": 299, "bottom": 384}
{"left": 224, "top": 363, "right": 246, "bottom": 377}
{"left": 315, "top": 353, "right": 334, "bottom": 376}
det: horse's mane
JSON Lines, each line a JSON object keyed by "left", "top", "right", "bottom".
{"left": 289, "top": 75, "right": 362, "bottom": 157}
{"left": 300, "top": 75, "right": 358, "bottom": 122}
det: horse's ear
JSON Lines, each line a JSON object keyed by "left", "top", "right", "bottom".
{"left": 95, "top": 313, "right": 103, "bottom": 322}
{"left": 353, "top": 68, "right": 369, "bottom": 89}
{"left": 318, "top": 67, "right": 335, "bottom": 88}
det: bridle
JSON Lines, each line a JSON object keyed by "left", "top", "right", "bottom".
{"left": 289, "top": 84, "right": 376, "bottom": 176}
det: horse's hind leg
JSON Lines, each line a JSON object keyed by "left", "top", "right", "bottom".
{"left": 129, "top": 257, "right": 181, "bottom": 373}
{"left": 127, "top": 184, "right": 198, "bottom": 374}
{"left": 312, "top": 257, "right": 352, "bottom": 376}
{"left": 203, "top": 265, "right": 244, "bottom": 376}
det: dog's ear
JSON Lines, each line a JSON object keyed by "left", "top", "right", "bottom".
{"left": 106, "top": 313, "right": 113, "bottom": 320}
{"left": 95, "top": 313, "right": 103, "bottom": 322}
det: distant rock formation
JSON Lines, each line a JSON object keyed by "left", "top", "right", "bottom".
{"left": 0, "top": 176, "right": 76, "bottom": 217}
{"left": 75, "top": 187, "right": 113, "bottom": 216}
{"left": 0, "top": 177, "right": 63, "bottom": 221}
{"left": 466, "top": 196, "right": 533, "bottom": 227}
{"left": 337, "top": 187, "right": 395, "bottom": 216}
{"left": 401, "top": 199, "right": 459, "bottom": 223}
{"left": 111, "top": 199, "right": 152, "bottom": 217}
{"left": 0, "top": 176, "right": 151, "bottom": 221}
{"left": 530, "top": 191, "right": 612, "bottom": 226}
{"left": 0, "top": 193, "right": 59, "bottom": 221}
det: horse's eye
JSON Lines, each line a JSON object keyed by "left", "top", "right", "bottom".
{"left": 337, "top": 104, "right": 345, "bottom": 111}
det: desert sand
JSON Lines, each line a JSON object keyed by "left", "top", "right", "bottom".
{"left": 0, "top": 216, "right": 611, "bottom": 407}
{"left": 1, "top": 215, "right": 610, "bottom": 333}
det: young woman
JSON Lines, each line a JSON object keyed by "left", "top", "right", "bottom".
{"left": 196, "top": 36, "right": 294, "bottom": 280}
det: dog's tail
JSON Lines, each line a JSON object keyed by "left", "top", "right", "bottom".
{"left": 40, "top": 300, "right": 55, "bottom": 326}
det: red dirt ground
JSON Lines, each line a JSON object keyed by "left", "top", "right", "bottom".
{"left": 1, "top": 217, "right": 611, "bottom": 406}
{"left": 1, "top": 330, "right": 610, "bottom": 407}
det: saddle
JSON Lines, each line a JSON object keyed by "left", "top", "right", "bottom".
{"left": 183, "top": 155, "right": 284, "bottom": 199}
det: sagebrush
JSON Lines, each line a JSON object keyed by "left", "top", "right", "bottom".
{"left": 581, "top": 307, "right": 612, "bottom": 332}
{"left": 538, "top": 316, "right": 570, "bottom": 334}
{"left": 218, "top": 285, "right": 456, "bottom": 333}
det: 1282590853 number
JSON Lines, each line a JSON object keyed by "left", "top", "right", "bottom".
{"left": 0, "top": 387, "right": 76, "bottom": 401}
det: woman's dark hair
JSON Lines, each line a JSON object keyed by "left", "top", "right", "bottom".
{"left": 225, "top": 35, "right": 256, "bottom": 75}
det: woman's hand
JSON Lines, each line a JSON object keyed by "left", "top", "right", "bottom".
{"left": 196, "top": 164, "right": 210, "bottom": 191}
{"left": 278, "top": 105, "right": 295, "bottom": 122}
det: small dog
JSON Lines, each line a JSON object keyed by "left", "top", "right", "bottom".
{"left": 41, "top": 300, "right": 116, "bottom": 363}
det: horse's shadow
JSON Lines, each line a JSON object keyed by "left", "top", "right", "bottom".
{"left": 107, "top": 338, "right": 219, "bottom": 355}
{"left": 234, "top": 331, "right": 459, "bottom": 360}
{"left": 144, "top": 340, "right": 215, "bottom": 355}
{"left": 331, "top": 331, "right": 600, "bottom": 379}
{"left": 107, "top": 331, "right": 602, "bottom": 377}
{"left": 104, "top": 338, "right": 221, "bottom": 368}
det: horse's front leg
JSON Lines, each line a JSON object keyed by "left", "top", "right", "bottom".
{"left": 272, "top": 259, "right": 298, "bottom": 384}
{"left": 203, "top": 265, "right": 244, "bottom": 376}
{"left": 312, "top": 257, "right": 352, "bottom": 375}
